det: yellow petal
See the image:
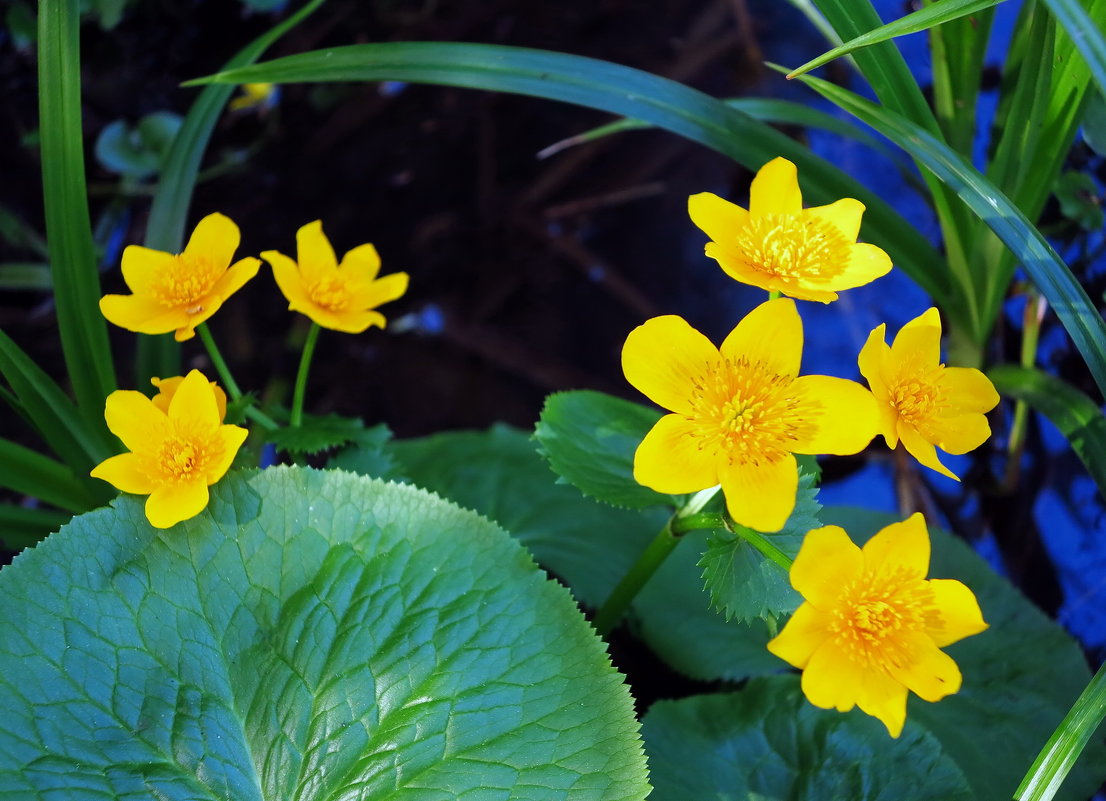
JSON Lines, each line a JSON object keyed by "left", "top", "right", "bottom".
{"left": 942, "top": 366, "right": 1000, "bottom": 413}
{"left": 829, "top": 242, "right": 893, "bottom": 291}
{"left": 853, "top": 668, "right": 909, "bottom": 738}
{"left": 891, "top": 307, "right": 942, "bottom": 366}
{"left": 168, "top": 370, "right": 221, "bottom": 427}
{"left": 886, "top": 632, "right": 962, "bottom": 702}
{"left": 205, "top": 424, "right": 249, "bottom": 484}
{"left": 790, "top": 376, "right": 879, "bottom": 455}
{"left": 766, "top": 602, "right": 833, "bottom": 669}
{"left": 805, "top": 198, "right": 864, "bottom": 242}
{"left": 800, "top": 639, "right": 862, "bottom": 712}
{"left": 719, "top": 297, "right": 802, "bottom": 378}
{"left": 104, "top": 390, "right": 168, "bottom": 452}
{"left": 925, "top": 411, "right": 991, "bottom": 455}
{"left": 790, "top": 525, "right": 862, "bottom": 608}
{"left": 632, "top": 414, "right": 719, "bottom": 494}
{"left": 306, "top": 307, "right": 386, "bottom": 333}
{"left": 152, "top": 376, "right": 228, "bottom": 421}
{"left": 749, "top": 157, "right": 802, "bottom": 218}
{"left": 296, "top": 220, "right": 338, "bottom": 279}
{"left": 340, "top": 242, "right": 382, "bottom": 281}
{"left": 208, "top": 256, "right": 261, "bottom": 305}
{"left": 348, "top": 272, "right": 409, "bottom": 311}
{"left": 899, "top": 424, "right": 959, "bottom": 480}
{"left": 183, "top": 212, "right": 241, "bottom": 269}
{"left": 861, "top": 512, "right": 930, "bottom": 580}
{"left": 927, "top": 578, "right": 988, "bottom": 647}
{"left": 688, "top": 192, "right": 749, "bottom": 243}
{"left": 90, "top": 453, "right": 158, "bottom": 495}
{"left": 719, "top": 454, "right": 797, "bottom": 532}
{"left": 622, "top": 315, "right": 719, "bottom": 415}
{"left": 857, "top": 325, "right": 889, "bottom": 396}
{"left": 263, "top": 249, "right": 312, "bottom": 308}
{"left": 120, "top": 245, "right": 175, "bottom": 295}
{"left": 145, "top": 479, "right": 209, "bottom": 529}
{"left": 99, "top": 294, "right": 188, "bottom": 336}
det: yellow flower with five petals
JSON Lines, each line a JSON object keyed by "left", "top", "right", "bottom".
{"left": 90, "top": 370, "right": 247, "bottom": 529}
{"left": 99, "top": 213, "right": 260, "bottom": 342}
{"left": 689, "top": 157, "right": 892, "bottom": 302}
{"left": 767, "top": 513, "right": 988, "bottom": 737}
{"left": 859, "top": 308, "right": 999, "bottom": 480}
{"left": 622, "top": 298, "right": 879, "bottom": 532}
{"left": 262, "top": 220, "right": 409, "bottom": 333}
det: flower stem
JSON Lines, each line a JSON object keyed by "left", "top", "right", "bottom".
{"left": 1004, "top": 290, "right": 1046, "bottom": 491}
{"left": 592, "top": 518, "right": 681, "bottom": 636}
{"left": 728, "top": 522, "right": 794, "bottom": 571}
{"left": 291, "top": 323, "right": 321, "bottom": 428}
{"left": 196, "top": 323, "right": 278, "bottom": 431}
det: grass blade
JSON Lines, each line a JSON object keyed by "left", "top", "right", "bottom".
{"left": 791, "top": 71, "right": 1106, "bottom": 396}
{"left": 0, "top": 438, "right": 100, "bottom": 514}
{"left": 787, "top": 0, "right": 1005, "bottom": 79}
{"left": 37, "top": 0, "right": 116, "bottom": 419}
{"left": 185, "top": 41, "right": 949, "bottom": 308}
{"left": 1040, "top": 0, "right": 1106, "bottom": 98}
{"left": 0, "top": 504, "right": 70, "bottom": 551}
{"left": 137, "top": 0, "right": 327, "bottom": 382}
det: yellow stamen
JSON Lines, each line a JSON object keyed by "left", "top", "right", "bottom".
{"left": 153, "top": 255, "right": 222, "bottom": 310}
{"left": 733, "top": 214, "right": 850, "bottom": 283}
{"left": 307, "top": 277, "right": 350, "bottom": 311}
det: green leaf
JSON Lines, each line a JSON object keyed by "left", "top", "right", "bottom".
{"left": 699, "top": 469, "right": 820, "bottom": 623}
{"left": 1053, "top": 170, "right": 1105, "bottom": 231}
{"left": 0, "top": 438, "right": 99, "bottom": 514}
{"left": 327, "top": 422, "right": 399, "bottom": 479}
{"left": 1082, "top": 91, "right": 1106, "bottom": 156}
{"left": 642, "top": 677, "right": 974, "bottom": 801}
{"left": 820, "top": 506, "right": 1106, "bottom": 801}
{"left": 93, "top": 112, "right": 183, "bottom": 179}
{"left": 184, "top": 40, "right": 948, "bottom": 305}
{"left": 138, "top": 0, "right": 327, "bottom": 381}
{"left": 535, "top": 390, "right": 674, "bottom": 509}
{"left": 787, "top": 0, "right": 1003, "bottom": 79}
{"left": 384, "top": 424, "right": 664, "bottom": 608}
{"left": 987, "top": 365, "right": 1106, "bottom": 499}
{"left": 37, "top": 0, "right": 116, "bottom": 420}
{"left": 0, "top": 263, "right": 51, "bottom": 290}
{"left": 0, "top": 467, "right": 650, "bottom": 800}
{"left": 265, "top": 413, "right": 369, "bottom": 456}
{"left": 788, "top": 70, "right": 1106, "bottom": 399}
{"left": 1040, "top": 0, "right": 1106, "bottom": 99}
{"left": 0, "top": 504, "right": 70, "bottom": 551}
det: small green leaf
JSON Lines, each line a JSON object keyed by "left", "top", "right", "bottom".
{"left": 0, "top": 467, "right": 651, "bottom": 800}
{"left": 94, "top": 112, "right": 183, "bottom": 179}
{"left": 386, "top": 424, "right": 665, "bottom": 607}
{"left": 642, "top": 678, "right": 974, "bottom": 801}
{"left": 699, "top": 469, "right": 820, "bottom": 623}
{"left": 1053, "top": 171, "right": 1104, "bottom": 231}
{"left": 328, "top": 423, "right": 399, "bottom": 479}
{"left": 535, "top": 390, "right": 674, "bottom": 509}
{"left": 266, "top": 412, "right": 369, "bottom": 456}
{"left": 1082, "top": 92, "right": 1106, "bottom": 157}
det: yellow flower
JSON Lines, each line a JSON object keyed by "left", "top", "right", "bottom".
{"left": 150, "top": 375, "right": 228, "bottom": 421}
{"left": 100, "top": 213, "right": 260, "bottom": 342}
{"left": 261, "top": 220, "right": 409, "bottom": 333}
{"left": 767, "top": 514, "right": 988, "bottom": 737}
{"left": 859, "top": 307, "right": 999, "bottom": 480}
{"left": 90, "top": 370, "right": 248, "bottom": 529}
{"left": 622, "top": 298, "right": 879, "bottom": 532}
{"left": 228, "top": 82, "right": 277, "bottom": 112}
{"left": 688, "top": 157, "right": 892, "bottom": 302}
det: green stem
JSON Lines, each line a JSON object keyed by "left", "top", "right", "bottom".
{"left": 1004, "top": 290, "right": 1045, "bottom": 490}
{"left": 1015, "top": 658, "right": 1106, "bottom": 801}
{"left": 730, "top": 522, "right": 793, "bottom": 571}
{"left": 196, "top": 323, "right": 278, "bottom": 430}
{"left": 291, "top": 323, "right": 321, "bottom": 428}
{"left": 592, "top": 518, "right": 681, "bottom": 636}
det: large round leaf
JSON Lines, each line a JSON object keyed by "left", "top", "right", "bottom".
{"left": 0, "top": 467, "right": 649, "bottom": 800}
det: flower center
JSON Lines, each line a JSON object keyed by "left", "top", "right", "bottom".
{"left": 686, "top": 357, "right": 815, "bottom": 466}
{"left": 831, "top": 571, "right": 938, "bottom": 667}
{"left": 154, "top": 254, "right": 223, "bottom": 313}
{"left": 307, "top": 276, "right": 350, "bottom": 311}
{"left": 889, "top": 367, "right": 945, "bottom": 425}
{"left": 155, "top": 427, "right": 221, "bottom": 482}
{"left": 733, "top": 214, "right": 850, "bottom": 284}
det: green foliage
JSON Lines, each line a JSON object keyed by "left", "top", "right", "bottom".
{"left": 328, "top": 422, "right": 399, "bottom": 479}
{"left": 265, "top": 413, "right": 377, "bottom": 456}
{"left": 699, "top": 469, "right": 820, "bottom": 624}
{"left": 93, "top": 112, "right": 183, "bottom": 180}
{"left": 1053, "top": 171, "right": 1105, "bottom": 231}
{"left": 0, "top": 467, "right": 651, "bottom": 800}
{"left": 643, "top": 678, "right": 975, "bottom": 801}
{"left": 535, "top": 390, "right": 674, "bottom": 510}
{"left": 1082, "top": 92, "right": 1106, "bottom": 156}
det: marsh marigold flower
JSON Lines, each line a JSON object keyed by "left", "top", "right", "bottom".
{"left": 150, "top": 375, "right": 228, "bottom": 420}
{"left": 100, "top": 213, "right": 260, "bottom": 342}
{"left": 90, "top": 370, "right": 247, "bottom": 529}
{"left": 689, "top": 157, "right": 892, "bottom": 302}
{"left": 261, "top": 220, "right": 409, "bottom": 333}
{"left": 859, "top": 308, "right": 999, "bottom": 480}
{"left": 622, "top": 298, "right": 879, "bottom": 532}
{"left": 767, "top": 514, "right": 987, "bottom": 737}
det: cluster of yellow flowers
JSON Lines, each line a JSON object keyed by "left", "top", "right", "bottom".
{"left": 624, "top": 157, "right": 992, "bottom": 737}
{"left": 91, "top": 213, "right": 408, "bottom": 528}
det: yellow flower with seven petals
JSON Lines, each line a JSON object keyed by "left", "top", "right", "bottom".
{"left": 99, "top": 213, "right": 260, "bottom": 342}
{"left": 261, "top": 220, "right": 409, "bottom": 333}
{"left": 688, "top": 157, "right": 892, "bottom": 302}
{"left": 767, "top": 514, "right": 988, "bottom": 737}
{"left": 90, "top": 370, "right": 248, "bottom": 529}
{"left": 622, "top": 298, "right": 879, "bottom": 532}
{"left": 150, "top": 375, "right": 228, "bottom": 421}
{"left": 858, "top": 308, "right": 999, "bottom": 480}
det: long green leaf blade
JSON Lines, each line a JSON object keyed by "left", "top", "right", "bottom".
{"left": 787, "top": 0, "right": 1005, "bottom": 78}
{"left": 137, "top": 0, "right": 327, "bottom": 382}
{"left": 988, "top": 365, "right": 1106, "bottom": 493}
{"left": 0, "top": 504, "right": 70, "bottom": 551}
{"left": 0, "top": 438, "right": 98, "bottom": 514}
{"left": 1040, "top": 0, "right": 1106, "bottom": 98}
{"left": 37, "top": 0, "right": 116, "bottom": 419}
{"left": 791, "top": 71, "right": 1106, "bottom": 398}
{"left": 185, "top": 41, "right": 948, "bottom": 304}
